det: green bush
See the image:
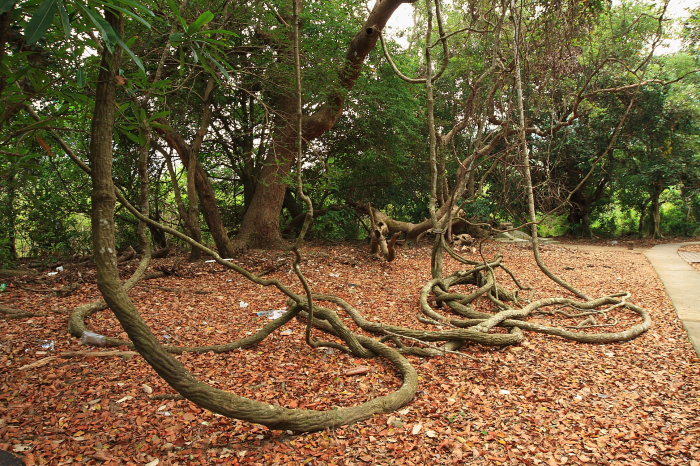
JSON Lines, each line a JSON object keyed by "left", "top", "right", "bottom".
{"left": 661, "top": 202, "right": 700, "bottom": 236}
{"left": 537, "top": 214, "right": 569, "bottom": 237}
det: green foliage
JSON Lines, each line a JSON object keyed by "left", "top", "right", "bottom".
{"left": 591, "top": 203, "right": 640, "bottom": 237}
{"left": 1, "top": 0, "right": 699, "bottom": 259}
{"left": 311, "top": 209, "right": 361, "bottom": 241}
{"left": 537, "top": 215, "right": 569, "bottom": 238}
{"left": 319, "top": 54, "right": 428, "bottom": 222}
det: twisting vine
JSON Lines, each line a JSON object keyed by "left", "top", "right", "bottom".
{"left": 39, "top": 0, "right": 654, "bottom": 433}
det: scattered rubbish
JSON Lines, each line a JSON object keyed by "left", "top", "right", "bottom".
{"left": 0, "top": 283, "right": 6, "bottom": 292}
{"left": 280, "top": 329, "right": 293, "bottom": 336}
{"left": 426, "top": 430, "right": 437, "bottom": 438}
{"left": 47, "top": 272, "right": 58, "bottom": 276}
{"left": 205, "top": 260, "right": 216, "bottom": 263}
{"left": 595, "top": 393, "right": 610, "bottom": 399}
{"left": 411, "top": 423, "right": 423, "bottom": 435}
{"left": 142, "top": 384, "right": 153, "bottom": 394}
{"left": 344, "top": 366, "right": 370, "bottom": 376}
{"left": 256, "top": 309, "right": 285, "bottom": 320}
{"left": 116, "top": 395, "right": 133, "bottom": 404}
{"left": 55, "top": 266, "right": 64, "bottom": 272}
{"left": 611, "top": 240, "right": 619, "bottom": 245}
{"left": 38, "top": 340, "right": 55, "bottom": 351}
{"left": 158, "top": 411, "right": 172, "bottom": 417}
{"left": 239, "top": 301, "right": 249, "bottom": 308}
{"left": 162, "top": 334, "right": 172, "bottom": 341}
{"left": 80, "top": 331, "right": 108, "bottom": 346}
{"left": 499, "top": 389, "right": 511, "bottom": 395}
{"left": 329, "top": 273, "right": 340, "bottom": 278}
{"left": 574, "top": 395, "right": 583, "bottom": 401}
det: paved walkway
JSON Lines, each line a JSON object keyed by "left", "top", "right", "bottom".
{"left": 645, "top": 242, "right": 700, "bottom": 357}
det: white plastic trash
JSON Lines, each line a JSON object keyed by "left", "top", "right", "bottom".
{"left": 80, "top": 331, "right": 108, "bottom": 347}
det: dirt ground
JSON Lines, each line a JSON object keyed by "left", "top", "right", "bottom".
{"left": 1, "top": 239, "right": 699, "bottom": 466}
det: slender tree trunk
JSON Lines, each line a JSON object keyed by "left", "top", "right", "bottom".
{"left": 163, "top": 149, "right": 201, "bottom": 258}
{"left": 638, "top": 206, "right": 645, "bottom": 236}
{"left": 510, "top": 0, "right": 588, "bottom": 299}
{"left": 185, "top": 150, "right": 203, "bottom": 261}
{"left": 647, "top": 183, "right": 664, "bottom": 239}
{"left": 148, "top": 210, "right": 168, "bottom": 249}
{"left": 89, "top": 8, "right": 123, "bottom": 284}
{"left": 1, "top": 165, "right": 18, "bottom": 263}
{"left": 567, "top": 198, "right": 593, "bottom": 238}
{"left": 160, "top": 129, "right": 235, "bottom": 257}
{"left": 136, "top": 119, "right": 151, "bottom": 255}
{"left": 163, "top": 150, "right": 190, "bottom": 228}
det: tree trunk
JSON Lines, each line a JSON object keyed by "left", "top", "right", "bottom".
{"left": 637, "top": 202, "right": 647, "bottom": 237}
{"left": 160, "top": 128, "right": 235, "bottom": 257}
{"left": 647, "top": 183, "right": 664, "bottom": 239}
{"left": 89, "top": 8, "right": 122, "bottom": 284}
{"left": 568, "top": 202, "right": 593, "bottom": 238}
{"left": 185, "top": 151, "right": 203, "bottom": 261}
{"left": 283, "top": 188, "right": 302, "bottom": 220}
{"left": 1, "top": 164, "right": 17, "bottom": 263}
{"left": 235, "top": 131, "right": 296, "bottom": 248}
{"left": 234, "top": 0, "right": 416, "bottom": 250}
{"left": 148, "top": 214, "right": 168, "bottom": 249}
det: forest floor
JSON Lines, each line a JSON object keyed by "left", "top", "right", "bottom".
{"left": 1, "top": 239, "right": 699, "bottom": 466}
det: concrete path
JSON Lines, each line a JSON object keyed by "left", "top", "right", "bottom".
{"left": 645, "top": 242, "right": 700, "bottom": 357}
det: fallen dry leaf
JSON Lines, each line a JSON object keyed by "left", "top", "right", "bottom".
{"left": 0, "top": 242, "right": 698, "bottom": 465}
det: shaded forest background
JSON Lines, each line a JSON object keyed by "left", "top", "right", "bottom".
{"left": 1, "top": 0, "right": 699, "bottom": 266}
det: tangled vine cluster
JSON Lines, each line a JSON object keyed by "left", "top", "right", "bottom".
{"left": 72, "top": 232, "right": 651, "bottom": 432}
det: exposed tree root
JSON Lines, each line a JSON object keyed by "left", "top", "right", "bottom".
{"left": 69, "top": 211, "right": 652, "bottom": 431}
{"left": 20, "top": 282, "right": 81, "bottom": 297}
{"left": 0, "top": 304, "right": 38, "bottom": 319}
{"left": 68, "top": 234, "right": 651, "bottom": 433}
